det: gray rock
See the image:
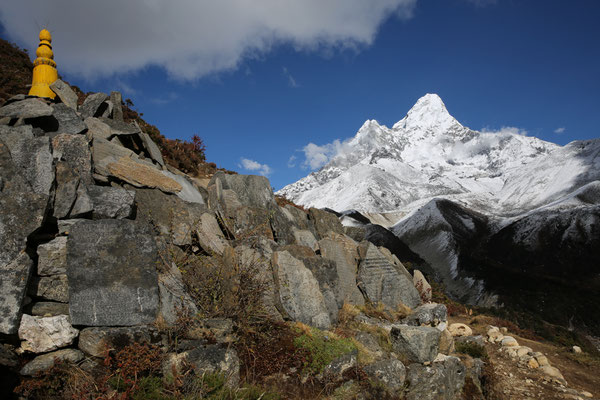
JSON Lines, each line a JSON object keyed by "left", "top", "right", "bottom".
{"left": 163, "top": 344, "right": 240, "bottom": 387}
{"left": 161, "top": 170, "right": 205, "bottom": 204}
{"left": 70, "top": 183, "right": 94, "bottom": 217}
{"left": 280, "top": 245, "right": 340, "bottom": 324}
{"left": 50, "top": 79, "right": 79, "bottom": 110}
{"left": 357, "top": 243, "right": 421, "bottom": 309}
{"left": 391, "top": 325, "right": 441, "bottom": 363}
{"left": 209, "top": 172, "right": 275, "bottom": 210}
{"left": 84, "top": 117, "right": 112, "bottom": 140}
{"left": 92, "top": 137, "right": 182, "bottom": 193}
{"left": 354, "top": 332, "right": 384, "bottom": 358}
{"left": 308, "top": 208, "right": 344, "bottom": 239}
{"left": 455, "top": 335, "right": 486, "bottom": 348}
{"left": 364, "top": 359, "right": 406, "bottom": 394}
{"left": 37, "top": 237, "right": 68, "bottom": 276}
{"left": 318, "top": 233, "right": 364, "bottom": 306}
{"left": 0, "top": 252, "right": 34, "bottom": 334}
{"left": 293, "top": 228, "right": 318, "bottom": 250}
{"left": 67, "top": 219, "right": 159, "bottom": 326}
{"left": 135, "top": 188, "right": 205, "bottom": 246}
{"left": 78, "top": 326, "right": 157, "bottom": 357}
{"left": 53, "top": 161, "right": 81, "bottom": 219}
{"left": 139, "top": 131, "right": 164, "bottom": 166}
{"left": 0, "top": 141, "right": 47, "bottom": 334}
{"left": 57, "top": 219, "right": 87, "bottom": 235}
{"left": 80, "top": 92, "right": 108, "bottom": 119}
{"left": 10, "top": 136, "right": 54, "bottom": 195}
{"left": 0, "top": 125, "right": 34, "bottom": 149}
{"left": 195, "top": 212, "right": 228, "bottom": 255}
{"left": 29, "top": 302, "right": 70, "bottom": 317}
{"left": 18, "top": 314, "right": 79, "bottom": 353}
{"left": 0, "top": 98, "right": 53, "bottom": 119}
{"left": 157, "top": 246, "right": 198, "bottom": 325}
{"left": 29, "top": 274, "right": 69, "bottom": 303}
{"left": 403, "top": 303, "right": 448, "bottom": 328}
{"left": 98, "top": 117, "right": 140, "bottom": 136}
{"left": 87, "top": 185, "right": 135, "bottom": 219}
{"left": 273, "top": 250, "right": 331, "bottom": 329}
{"left": 20, "top": 349, "right": 84, "bottom": 376}
{"left": 51, "top": 133, "right": 93, "bottom": 185}
{"left": 110, "top": 91, "right": 124, "bottom": 121}
{"left": 52, "top": 103, "right": 86, "bottom": 134}
{"left": 0, "top": 344, "right": 18, "bottom": 367}
{"left": 322, "top": 352, "right": 357, "bottom": 381}
{"left": 405, "top": 356, "right": 466, "bottom": 400}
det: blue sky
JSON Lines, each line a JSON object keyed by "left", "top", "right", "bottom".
{"left": 1, "top": 0, "right": 599, "bottom": 189}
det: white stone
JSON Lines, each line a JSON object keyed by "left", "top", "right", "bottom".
{"left": 448, "top": 323, "right": 472, "bottom": 337}
{"left": 18, "top": 314, "right": 79, "bottom": 353}
{"left": 501, "top": 336, "right": 519, "bottom": 347}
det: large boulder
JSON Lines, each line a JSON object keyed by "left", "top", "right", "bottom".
{"left": 87, "top": 185, "right": 135, "bottom": 219}
{"left": 66, "top": 219, "right": 160, "bottom": 326}
{"left": 209, "top": 172, "right": 275, "bottom": 210}
{"left": 403, "top": 303, "right": 447, "bottom": 329}
{"left": 161, "top": 169, "right": 205, "bottom": 204}
{"left": 51, "top": 103, "right": 86, "bottom": 135}
{"left": 0, "top": 98, "right": 53, "bottom": 119}
{"left": 308, "top": 208, "right": 344, "bottom": 239}
{"left": 109, "top": 91, "right": 124, "bottom": 121}
{"left": 79, "top": 92, "right": 108, "bottom": 119}
{"left": 195, "top": 212, "right": 228, "bottom": 255}
{"left": 363, "top": 359, "right": 407, "bottom": 396}
{"left": 135, "top": 188, "right": 205, "bottom": 246}
{"left": 18, "top": 314, "right": 79, "bottom": 353}
{"left": 92, "top": 137, "right": 182, "bottom": 193}
{"left": 20, "top": 349, "right": 84, "bottom": 376}
{"left": 357, "top": 243, "right": 421, "bottom": 309}
{"left": 390, "top": 325, "right": 441, "bottom": 363}
{"left": 272, "top": 250, "right": 331, "bottom": 329}
{"left": 0, "top": 140, "right": 47, "bottom": 334}
{"left": 405, "top": 356, "right": 466, "bottom": 400}
{"left": 163, "top": 343, "right": 240, "bottom": 387}
{"left": 318, "top": 233, "right": 365, "bottom": 306}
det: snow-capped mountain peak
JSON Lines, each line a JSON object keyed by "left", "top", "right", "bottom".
{"left": 393, "top": 93, "right": 462, "bottom": 134}
{"left": 278, "top": 94, "right": 600, "bottom": 218}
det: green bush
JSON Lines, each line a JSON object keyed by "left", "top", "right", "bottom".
{"left": 455, "top": 341, "right": 488, "bottom": 360}
{"left": 293, "top": 325, "right": 357, "bottom": 375}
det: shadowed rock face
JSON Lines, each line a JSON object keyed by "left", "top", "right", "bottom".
{"left": 66, "top": 219, "right": 159, "bottom": 326}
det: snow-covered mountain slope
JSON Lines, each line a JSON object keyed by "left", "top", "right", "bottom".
{"left": 278, "top": 94, "right": 600, "bottom": 218}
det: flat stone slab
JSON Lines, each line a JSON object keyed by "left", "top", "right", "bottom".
{"left": 87, "top": 185, "right": 135, "bottom": 219}
{"left": 0, "top": 98, "right": 53, "bottom": 119}
{"left": 67, "top": 219, "right": 159, "bottom": 326}
{"left": 0, "top": 253, "right": 33, "bottom": 334}
{"left": 20, "top": 349, "right": 83, "bottom": 376}
{"left": 52, "top": 103, "right": 86, "bottom": 134}
{"left": 50, "top": 79, "right": 78, "bottom": 110}
{"left": 79, "top": 92, "right": 108, "bottom": 119}
{"left": 18, "top": 314, "right": 79, "bottom": 353}
{"left": 37, "top": 237, "right": 68, "bottom": 276}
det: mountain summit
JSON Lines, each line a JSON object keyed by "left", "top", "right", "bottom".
{"left": 278, "top": 94, "right": 600, "bottom": 218}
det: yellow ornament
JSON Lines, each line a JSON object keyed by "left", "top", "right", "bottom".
{"left": 29, "top": 29, "right": 58, "bottom": 99}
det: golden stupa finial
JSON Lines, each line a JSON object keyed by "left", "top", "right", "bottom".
{"left": 29, "top": 29, "right": 58, "bottom": 99}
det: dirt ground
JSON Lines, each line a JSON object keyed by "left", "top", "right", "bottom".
{"left": 450, "top": 315, "right": 600, "bottom": 400}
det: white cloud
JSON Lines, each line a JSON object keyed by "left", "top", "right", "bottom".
{"left": 554, "top": 127, "right": 566, "bottom": 134}
{"left": 282, "top": 66, "right": 299, "bottom": 88}
{"left": 302, "top": 138, "right": 353, "bottom": 170}
{"left": 240, "top": 158, "right": 272, "bottom": 176}
{"left": 0, "top": 0, "right": 417, "bottom": 80}
{"left": 481, "top": 126, "right": 528, "bottom": 136}
{"left": 287, "top": 155, "right": 297, "bottom": 168}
